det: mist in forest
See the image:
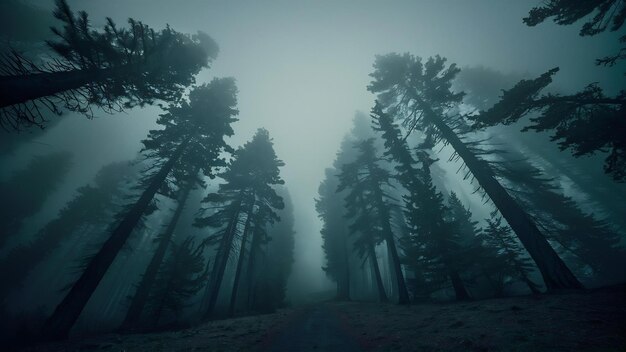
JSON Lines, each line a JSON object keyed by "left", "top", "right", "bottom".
{"left": 0, "top": 0, "right": 625, "bottom": 350}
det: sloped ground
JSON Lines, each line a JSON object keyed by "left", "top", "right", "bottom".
{"left": 13, "top": 285, "right": 626, "bottom": 352}
{"left": 334, "top": 284, "right": 626, "bottom": 352}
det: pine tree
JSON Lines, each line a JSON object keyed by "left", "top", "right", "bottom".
{"left": 337, "top": 138, "right": 410, "bottom": 304}
{"left": 368, "top": 53, "right": 581, "bottom": 290}
{"left": 494, "top": 156, "right": 626, "bottom": 284}
{"left": 147, "top": 237, "right": 209, "bottom": 327}
{"left": 41, "top": 79, "right": 238, "bottom": 340}
{"left": 196, "top": 128, "right": 284, "bottom": 318}
{"left": 119, "top": 167, "right": 200, "bottom": 332}
{"left": 317, "top": 166, "right": 352, "bottom": 300}
{"left": 523, "top": 0, "right": 625, "bottom": 66}
{"left": 474, "top": 68, "right": 626, "bottom": 182}
{"left": 0, "top": 161, "right": 133, "bottom": 304}
{"left": 262, "top": 187, "right": 296, "bottom": 309}
{"left": 0, "top": 0, "right": 218, "bottom": 130}
{"left": 480, "top": 216, "right": 541, "bottom": 294}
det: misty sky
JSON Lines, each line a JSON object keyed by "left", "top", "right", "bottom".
{"left": 5, "top": 0, "right": 624, "bottom": 298}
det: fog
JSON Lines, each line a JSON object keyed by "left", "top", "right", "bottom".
{"left": 2, "top": 0, "right": 624, "bottom": 302}
{"left": 1, "top": 1, "right": 625, "bottom": 347}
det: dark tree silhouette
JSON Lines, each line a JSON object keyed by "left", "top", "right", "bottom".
{"left": 317, "top": 166, "right": 352, "bottom": 300}
{"left": 0, "top": 161, "right": 133, "bottom": 304}
{"left": 371, "top": 104, "right": 471, "bottom": 300}
{"left": 494, "top": 155, "right": 626, "bottom": 284}
{"left": 0, "top": 0, "right": 218, "bottom": 130}
{"left": 0, "top": 151, "right": 72, "bottom": 249}
{"left": 337, "top": 138, "right": 410, "bottom": 304}
{"left": 474, "top": 69, "right": 626, "bottom": 182}
{"left": 41, "top": 79, "right": 238, "bottom": 340}
{"left": 453, "top": 65, "right": 626, "bottom": 229}
{"left": 368, "top": 53, "right": 582, "bottom": 290}
{"left": 480, "top": 216, "right": 541, "bottom": 294}
{"left": 119, "top": 167, "right": 200, "bottom": 332}
{"left": 196, "top": 128, "right": 284, "bottom": 318}
{"left": 261, "top": 187, "right": 296, "bottom": 309}
{"left": 523, "top": 0, "right": 625, "bottom": 66}
{"left": 146, "top": 237, "right": 209, "bottom": 327}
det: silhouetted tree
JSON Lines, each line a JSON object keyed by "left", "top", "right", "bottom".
{"left": 0, "top": 161, "right": 133, "bottom": 304}
{"left": 196, "top": 128, "right": 284, "bottom": 318}
{"left": 494, "top": 156, "right": 626, "bottom": 284}
{"left": 0, "top": 151, "right": 72, "bottom": 249}
{"left": 474, "top": 68, "right": 626, "bottom": 182}
{"left": 480, "top": 216, "right": 541, "bottom": 294}
{"left": 41, "top": 79, "right": 238, "bottom": 340}
{"left": 0, "top": 0, "right": 218, "bottom": 130}
{"left": 368, "top": 53, "right": 581, "bottom": 290}
{"left": 119, "top": 167, "right": 200, "bottom": 332}
{"left": 317, "top": 166, "right": 352, "bottom": 300}
{"left": 262, "top": 187, "right": 295, "bottom": 309}
{"left": 337, "top": 138, "right": 410, "bottom": 304}
{"left": 524, "top": 0, "right": 625, "bottom": 66}
{"left": 147, "top": 237, "right": 208, "bottom": 327}
{"left": 453, "top": 65, "right": 626, "bottom": 229}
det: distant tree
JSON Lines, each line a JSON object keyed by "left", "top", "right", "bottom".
{"left": 480, "top": 216, "right": 541, "bottom": 294}
{"left": 146, "top": 237, "right": 209, "bottom": 327}
{"left": 368, "top": 53, "right": 581, "bottom": 290}
{"left": 474, "top": 68, "right": 626, "bottom": 182}
{"left": 337, "top": 138, "right": 410, "bottom": 304}
{"left": 0, "top": 0, "right": 218, "bottom": 130}
{"left": 196, "top": 128, "right": 284, "bottom": 318}
{"left": 41, "top": 79, "right": 238, "bottom": 340}
{"left": 0, "top": 161, "right": 133, "bottom": 304}
{"left": 262, "top": 187, "right": 295, "bottom": 309}
{"left": 0, "top": 151, "right": 72, "bottom": 249}
{"left": 317, "top": 166, "right": 352, "bottom": 300}
{"left": 523, "top": 0, "right": 625, "bottom": 66}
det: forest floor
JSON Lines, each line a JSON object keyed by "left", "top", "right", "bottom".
{"left": 13, "top": 284, "right": 626, "bottom": 352}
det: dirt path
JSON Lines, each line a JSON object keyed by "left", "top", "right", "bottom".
{"left": 263, "top": 306, "right": 362, "bottom": 352}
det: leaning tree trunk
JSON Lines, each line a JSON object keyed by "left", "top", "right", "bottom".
{"left": 370, "top": 179, "right": 411, "bottom": 304}
{"left": 368, "top": 241, "right": 388, "bottom": 302}
{"left": 119, "top": 170, "right": 197, "bottom": 332}
{"left": 0, "top": 64, "right": 141, "bottom": 108}
{"left": 228, "top": 200, "right": 255, "bottom": 316}
{"left": 245, "top": 226, "right": 262, "bottom": 310}
{"left": 41, "top": 137, "right": 191, "bottom": 341}
{"left": 203, "top": 197, "right": 242, "bottom": 319}
{"left": 425, "top": 113, "right": 582, "bottom": 290}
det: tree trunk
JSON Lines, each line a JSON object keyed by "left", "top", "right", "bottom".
{"left": 425, "top": 113, "right": 582, "bottom": 290}
{"left": 245, "top": 226, "right": 262, "bottom": 310}
{"left": 448, "top": 270, "right": 470, "bottom": 300}
{"left": 0, "top": 65, "right": 137, "bottom": 108}
{"left": 119, "top": 170, "right": 197, "bottom": 332}
{"left": 40, "top": 137, "right": 191, "bottom": 341}
{"left": 368, "top": 242, "right": 388, "bottom": 302}
{"left": 370, "top": 180, "right": 411, "bottom": 304}
{"left": 336, "top": 235, "right": 351, "bottom": 300}
{"left": 228, "top": 202, "right": 254, "bottom": 316}
{"left": 203, "top": 197, "right": 242, "bottom": 319}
